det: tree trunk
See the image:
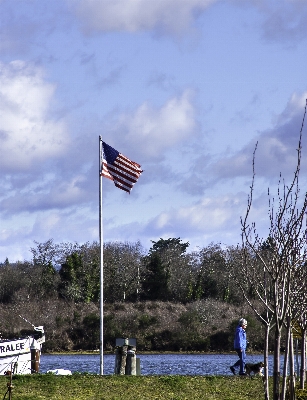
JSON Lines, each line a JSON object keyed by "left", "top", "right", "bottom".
{"left": 273, "top": 327, "right": 281, "bottom": 400}
{"left": 300, "top": 329, "right": 306, "bottom": 389}
{"left": 288, "top": 331, "right": 296, "bottom": 400}
{"left": 281, "top": 324, "right": 290, "bottom": 400}
{"left": 264, "top": 324, "right": 270, "bottom": 400}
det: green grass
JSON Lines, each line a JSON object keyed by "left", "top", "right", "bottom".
{"left": 0, "top": 374, "right": 285, "bottom": 400}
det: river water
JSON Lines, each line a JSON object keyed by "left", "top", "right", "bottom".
{"left": 40, "top": 353, "right": 285, "bottom": 376}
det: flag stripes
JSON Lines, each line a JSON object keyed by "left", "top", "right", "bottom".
{"left": 101, "top": 141, "right": 143, "bottom": 193}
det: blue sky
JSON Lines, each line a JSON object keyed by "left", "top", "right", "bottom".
{"left": 1, "top": 0, "right": 307, "bottom": 262}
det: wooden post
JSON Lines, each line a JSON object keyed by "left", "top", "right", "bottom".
{"left": 114, "top": 338, "right": 138, "bottom": 375}
{"left": 136, "top": 358, "right": 141, "bottom": 375}
{"left": 125, "top": 347, "right": 136, "bottom": 375}
{"left": 31, "top": 347, "right": 40, "bottom": 373}
{"left": 8, "top": 366, "right": 13, "bottom": 400}
{"left": 114, "top": 345, "right": 128, "bottom": 375}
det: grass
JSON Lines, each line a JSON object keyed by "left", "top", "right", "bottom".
{"left": 0, "top": 374, "right": 271, "bottom": 400}
{"left": 2, "top": 374, "right": 307, "bottom": 400}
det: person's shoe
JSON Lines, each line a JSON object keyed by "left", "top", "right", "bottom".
{"left": 239, "top": 372, "right": 247, "bottom": 376}
{"left": 230, "top": 366, "right": 236, "bottom": 375}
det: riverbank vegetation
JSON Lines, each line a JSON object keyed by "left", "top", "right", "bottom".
{"left": 0, "top": 238, "right": 272, "bottom": 352}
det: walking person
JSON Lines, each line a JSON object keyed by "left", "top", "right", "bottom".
{"left": 230, "top": 318, "right": 247, "bottom": 376}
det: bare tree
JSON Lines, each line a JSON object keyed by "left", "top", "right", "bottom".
{"left": 103, "top": 241, "right": 144, "bottom": 302}
{"left": 238, "top": 100, "right": 307, "bottom": 400}
{"left": 226, "top": 242, "right": 273, "bottom": 400}
{"left": 290, "top": 261, "right": 307, "bottom": 390}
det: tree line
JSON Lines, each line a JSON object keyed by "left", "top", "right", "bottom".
{"left": 1, "top": 237, "right": 248, "bottom": 305}
{"left": 1, "top": 238, "right": 264, "bottom": 358}
{"left": 0, "top": 238, "right": 272, "bottom": 358}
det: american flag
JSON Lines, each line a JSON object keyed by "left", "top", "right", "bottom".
{"left": 100, "top": 141, "right": 143, "bottom": 193}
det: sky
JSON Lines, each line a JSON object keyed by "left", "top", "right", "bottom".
{"left": 1, "top": 0, "right": 307, "bottom": 262}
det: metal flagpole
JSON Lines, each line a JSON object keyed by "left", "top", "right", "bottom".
{"left": 99, "top": 136, "right": 104, "bottom": 375}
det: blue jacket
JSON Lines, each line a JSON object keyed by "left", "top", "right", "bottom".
{"left": 234, "top": 325, "right": 247, "bottom": 350}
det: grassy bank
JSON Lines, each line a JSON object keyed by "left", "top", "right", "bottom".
{"left": 2, "top": 374, "right": 307, "bottom": 400}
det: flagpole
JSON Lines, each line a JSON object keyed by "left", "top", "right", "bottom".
{"left": 99, "top": 136, "right": 104, "bottom": 375}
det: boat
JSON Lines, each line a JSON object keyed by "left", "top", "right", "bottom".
{"left": 0, "top": 325, "right": 45, "bottom": 375}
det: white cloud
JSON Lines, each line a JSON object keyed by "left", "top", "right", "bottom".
{"left": 0, "top": 174, "right": 90, "bottom": 214}
{"left": 112, "top": 89, "right": 197, "bottom": 159}
{"left": 71, "top": 0, "right": 217, "bottom": 35}
{"left": 0, "top": 61, "right": 69, "bottom": 172}
{"left": 30, "top": 209, "right": 99, "bottom": 246}
{"left": 148, "top": 193, "right": 246, "bottom": 234}
{"left": 0, "top": 207, "right": 99, "bottom": 262}
{"left": 201, "top": 92, "right": 307, "bottom": 185}
{"left": 138, "top": 190, "right": 272, "bottom": 248}
{"left": 244, "top": 0, "right": 307, "bottom": 43}
{"left": 276, "top": 92, "right": 307, "bottom": 125}
{"left": 102, "top": 193, "right": 246, "bottom": 250}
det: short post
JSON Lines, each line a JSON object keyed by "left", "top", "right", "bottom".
{"left": 114, "top": 345, "right": 128, "bottom": 374}
{"left": 31, "top": 343, "right": 40, "bottom": 373}
{"left": 114, "top": 338, "right": 138, "bottom": 375}
{"left": 136, "top": 357, "right": 141, "bottom": 375}
{"left": 125, "top": 347, "right": 136, "bottom": 375}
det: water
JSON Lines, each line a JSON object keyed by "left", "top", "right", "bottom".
{"left": 40, "top": 353, "right": 282, "bottom": 376}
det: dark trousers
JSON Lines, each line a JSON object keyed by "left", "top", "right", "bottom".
{"left": 233, "top": 349, "right": 246, "bottom": 374}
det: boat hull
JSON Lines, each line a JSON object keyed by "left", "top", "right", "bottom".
{"left": 0, "top": 328, "right": 45, "bottom": 375}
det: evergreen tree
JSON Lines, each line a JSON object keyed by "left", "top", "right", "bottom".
{"left": 142, "top": 252, "right": 169, "bottom": 300}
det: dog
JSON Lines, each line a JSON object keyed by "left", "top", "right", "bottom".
{"left": 245, "top": 362, "right": 264, "bottom": 377}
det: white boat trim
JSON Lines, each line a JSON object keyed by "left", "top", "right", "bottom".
{"left": 0, "top": 326, "right": 45, "bottom": 375}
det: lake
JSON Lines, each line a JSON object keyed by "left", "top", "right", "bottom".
{"left": 40, "top": 353, "right": 285, "bottom": 376}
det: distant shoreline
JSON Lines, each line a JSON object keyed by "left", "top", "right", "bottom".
{"left": 43, "top": 350, "right": 266, "bottom": 355}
